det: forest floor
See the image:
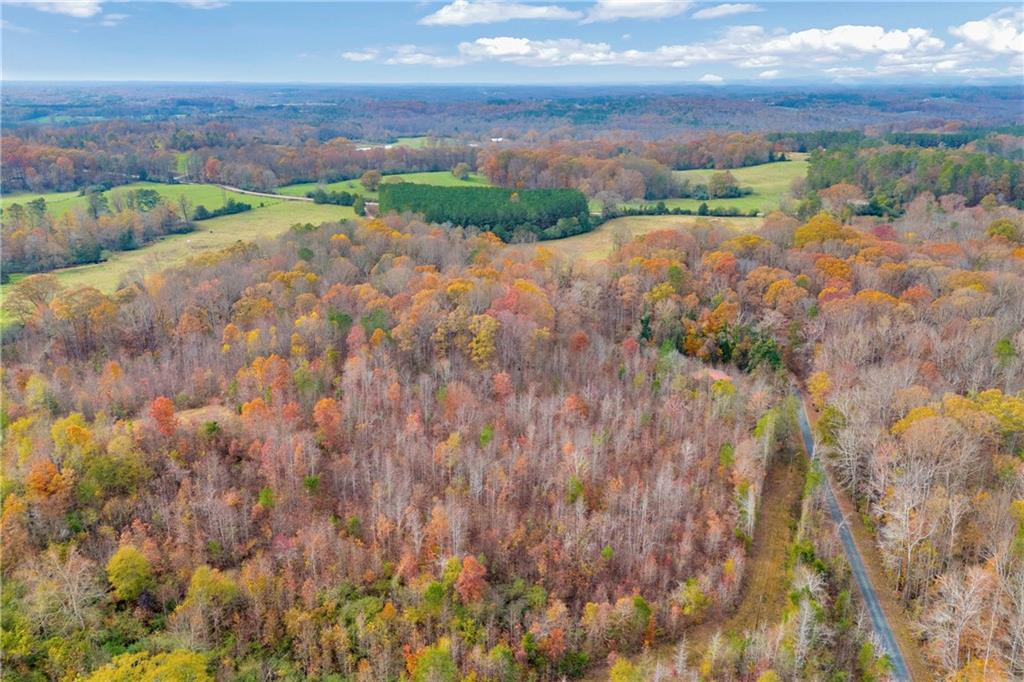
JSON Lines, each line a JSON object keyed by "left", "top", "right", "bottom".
{"left": 582, "top": 450, "right": 807, "bottom": 679}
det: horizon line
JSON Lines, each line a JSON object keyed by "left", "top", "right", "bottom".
{"left": 4, "top": 79, "right": 1022, "bottom": 87}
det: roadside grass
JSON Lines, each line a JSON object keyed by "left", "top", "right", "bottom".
{"left": 506, "top": 215, "right": 761, "bottom": 262}
{"left": 276, "top": 170, "right": 489, "bottom": 201}
{"left": 277, "top": 178, "right": 371, "bottom": 199}
{"left": 0, "top": 181, "right": 281, "bottom": 215}
{"left": 1, "top": 202, "right": 349, "bottom": 297}
{"left": 616, "top": 153, "right": 808, "bottom": 216}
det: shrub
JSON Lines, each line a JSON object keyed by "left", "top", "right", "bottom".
{"left": 106, "top": 545, "right": 153, "bottom": 601}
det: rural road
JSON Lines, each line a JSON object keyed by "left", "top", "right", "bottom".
{"left": 794, "top": 394, "right": 912, "bottom": 681}
{"left": 214, "top": 184, "right": 312, "bottom": 202}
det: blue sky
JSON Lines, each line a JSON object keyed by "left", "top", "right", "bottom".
{"left": 2, "top": 1, "right": 1021, "bottom": 83}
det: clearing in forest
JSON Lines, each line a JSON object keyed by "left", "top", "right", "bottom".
{"left": 506, "top": 214, "right": 761, "bottom": 262}
{"left": 617, "top": 153, "right": 808, "bottom": 215}
{"left": 1, "top": 202, "right": 349, "bottom": 295}
{"left": 275, "top": 170, "right": 491, "bottom": 201}
{"left": 0, "top": 181, "right": 282, "bottom": 215}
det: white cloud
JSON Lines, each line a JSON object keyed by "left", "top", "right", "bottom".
{"left": 342, "top": 49, "right": 379, "bottom": 62}
{"left": 420, "top": 0, "right": 580, "bottom": 26}
{"left": 10, "top": 1, "right": 103, "bottom": 18}
{"left": 177, "top": 1, "right": 227, "bottom": 8}
{"left": 698, "top": 73, "right": 723, "bottom": 83}
{"left": 1, "top": 18, "right": 35, "bottom": 32}
{"left": 460, "top": 24, "right": 945, "bottom": 67}
{"left": 692, "top": 3, "right": 760, "bottom": 20}
{"left": 384, "top": 45, "right": 467, "bottom": 67}
{"left": 99, "top": 11, "right": 127, "bottom": 26}
{"left": 756, "top": 25, "right": 944, "bottom": 56}
{"left": 345, "top": 13, "right": 1024, "bottom": 80}
{"left": 584, "top": 0, "right": 693, "bottom": 23}
{"left": 460, "top": 36, "right": 615, "bottom": 64}
{"left": 950, "top": 7, "right": 1023, "bottom": 55}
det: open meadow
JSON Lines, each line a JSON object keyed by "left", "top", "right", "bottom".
{"left": 275, "top": 170, "right": 490, "bottom": 200}
{"left": 0, "top": 181, "right": 282, "bottom": 215}
{"left": 1, "top": 202, "right": 348, "bottom": 296}
{"left": 617, "top": 153, "right": 807, "bottom": 215}
{"left": 505, "top": 214, "right": 762, "bottom": 262}
{"left": 1, "top": 171, "right": 491, "bottom": 325}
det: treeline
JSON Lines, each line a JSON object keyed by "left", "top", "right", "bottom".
{"left": 478, "top": 145, "right": 678, "bottom": 202}
{"left": 606, "top": 201, "right": 759, "bottom": 219}
{"left": 194, "top": 140, "right": 476, "bottom": 193}
{"left": 379, "top": 183, "right": 591, "bottom": 241}
{"left": 5, "top": 122, "right": 786, "bottom": 200}
{"left": 306, "top": 187, "right": 359, "bottom": 206}
{"left": 1, "top": 133, "right": 177, "bottom": 193}
{"left": 1, "top": 121, "right": 477, "bottom": 194}
{"left": 770, "top": 127, "right": 1024, "bottom": 155}
{"left": 477, "top": 139, "right": 776, "bottom": 206}
{"left": 192, "top": 197, "right": 251, "bottom": 221}
{"left": 1, "top": 194, "right": 192, "bottom": 273}
{"left": 645, "top": 132, "right": 782, "bottom": 170}
{"left": 805, "top": 145, "right": 1024, "bottom": 212}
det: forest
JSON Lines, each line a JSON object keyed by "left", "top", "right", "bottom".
{"left": 378, "top": 184, "right": 591, "bottom": 241}
{"left": 804, "top": 146, "right": 1024, "bottom": 212}
{"left": 1, "top": 82, "right": 1023, "bottom": 682}
{"left": 2, "top": 192, "right": 193, "bottom": 273}
{"left": 4, "top": 83, "right": 1022, "bottom": 139}
{"left": 3, "top": 199, "right": 1022, "bottom": 681}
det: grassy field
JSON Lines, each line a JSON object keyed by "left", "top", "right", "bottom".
{"left": 617, "top": 153, "right": 808, "bottom": 216}
{"left": 385, "top": 171, "right": 489, "bottom": 187}
{"left": 392, "top": 136, "right": 446, "bottom": 149}
{"left": 0, "top": 181, "right": 282, "bottom": 216}
{"left": 354, "top": 136, "right": 455, "bottom": 149}
{"left": 506, "top": 214, "right": 761, "bottom": 262}
{"left": 2, "top": 169, "right": 489, "bottom": 317}
{"left": 2, "top": 202, "right": 349, "bottom": 297}
{"left": 276, "top": 170, "right": 490, "bottom": 201}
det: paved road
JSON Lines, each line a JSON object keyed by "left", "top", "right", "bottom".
{"left": 168, "top": 180, "right": 314, "bottom": 202}
{"left": 794, "top": 395, "right": 911, "bottom": 681}
{"left": 214, "top": 184, "right": 313, "bottom": 202}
